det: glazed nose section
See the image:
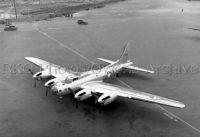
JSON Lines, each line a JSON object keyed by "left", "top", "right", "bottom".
{"left": 51, "top": 86, "right": 58, "bottom": 94}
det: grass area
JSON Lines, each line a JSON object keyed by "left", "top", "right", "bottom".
{"left": 0, "top": 0, "right": 125, "bottom": 23}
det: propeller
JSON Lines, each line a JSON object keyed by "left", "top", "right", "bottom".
{"left": 68, "top": 88, "right": 78, "bottom": 108}
{"left": 28, "top": 69, "right": 37, "bottom": 88}
{"left": 46, "top": 84, "right": 56, "bottom": 96}
{"left": 51, "top": 88, "right": 56, "bottom": 95}
{"left": 28, "top": 68, "right": 34, "bottom": 75}
{"left": 45, "top": 87, "right": 48, "bottom": 96}
{"left": 34, "top": 78, "right": 36, "bottom": 88}
{"left": 91, "top": 92, "right": 101, "bottom": 113}
{"left": 91, "top": 92, "right": 99, "bottom": 104}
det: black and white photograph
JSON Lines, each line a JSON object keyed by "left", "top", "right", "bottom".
{"left": 0, "top": 0, "right": 200, "bottom": 137}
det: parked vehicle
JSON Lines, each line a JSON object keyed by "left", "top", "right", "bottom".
{"left": 77, "top": 20, "right": 88, "bottom": 25}
{"left": 4, "top": 25, "right": 18, "bottom": 31}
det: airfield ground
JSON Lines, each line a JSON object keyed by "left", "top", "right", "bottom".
{"left": 1, "top": 0, "right": 200, "bottom": 137}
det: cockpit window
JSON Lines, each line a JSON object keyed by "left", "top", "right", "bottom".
{"left": 102, "top": 96, "right": 110, "bottom": 101}
{"left": 78, "top": 92, "right": 86, "bottom": 96}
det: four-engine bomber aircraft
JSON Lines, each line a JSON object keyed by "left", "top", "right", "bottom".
{"left": 25, "top": 45, "right": 185, "bottom": 108}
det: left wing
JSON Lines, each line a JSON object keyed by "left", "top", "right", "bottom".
{"left": 97, "top": 58, "right": 154, "bottom": 74}
{"left": 25, "top": 57, "right": 78, "bottom": 78}
{"left": 81, "top": 81, "right": 185, "bottom": 108}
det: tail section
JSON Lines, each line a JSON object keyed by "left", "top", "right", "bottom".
{"left": 97, "top": 43, "right": 155, "bottom": 74}
{"left": 97, "top": 43, "right": 130, "bottom": 67}
{"left": 118, "top": 43, "right": 129, "bottom": 63}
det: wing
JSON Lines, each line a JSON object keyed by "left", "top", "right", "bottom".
{"left": 81, "top": 81, "right": 185, "bottom": 108}
{"left": 25, "top": 57, "right": 78, "bottom": 78}
{"left": 97, "top": 58, "right": 154, "bottom": 74}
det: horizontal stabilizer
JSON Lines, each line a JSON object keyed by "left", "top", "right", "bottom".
{"left": 97, "top": 58, "right": 115, "bottom": 64}
{"left": 97, "top": 58, "right": 154, "bottom": 74}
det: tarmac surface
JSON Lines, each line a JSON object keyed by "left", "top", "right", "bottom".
{"left": 1, "top": 0, "right": 200, "bottom": 137}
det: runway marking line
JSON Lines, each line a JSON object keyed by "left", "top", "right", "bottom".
{"left": 32, "top": 22, "right": 200, "bottom": 135}
{"left": 117, "top": 78, "right": 200, "bottom": 134}
{"left": 156, "top": 104, "right": 200, "bottom": 134}
{"left": 164, "top": 112, "right": 178, "bottom": 122}
{"left": 33, "top": 23, "right": 93, "bottom": 64}
{"left": 47, "top": 28, "right": 61, "bottom": 30}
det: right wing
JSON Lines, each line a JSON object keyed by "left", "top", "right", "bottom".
{"left": 97, "top": 58, "right": 154, "bottom": 74}
{"left": 81, "top": 81, "right": 185, "bottom": 108}
{"left": 25, "top": 57, "right": 78, "bottom": 79}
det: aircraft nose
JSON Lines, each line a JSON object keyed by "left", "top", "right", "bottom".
{"left": 51, "top": 86, "right": 58, "bottom": 94}
{"left": 44, "top": 82, "right": 49, "bottom": 87}
{"left": 74, "top": 95, "right": 80, "bottom": 101}
{"left": 97, "top": 99, "right": 105, "bottom": 105}
{"left": 74, "top": 94, "right": 79, "bottom": 99}
{"left": 97, "top": 99, "right": 102, "bottom": 104}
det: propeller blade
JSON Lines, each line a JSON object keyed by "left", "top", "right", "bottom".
{"left": 75, "top": 100, "right": 78, "bottom": 108}
{"left": 45, "top": 87, "right": 48, "bottom": 96}
{"left": 68, "top": 88, "right": 78, "bottom": 108}
{"left": 91, "top": 92, "right": 99, "bottom": 104}
{"left": 91, "top": 92, "right": 98, "bottom": 98}
{"left": 28, "top": 68, "right": 34, "bottom": 75}
{"left": 68, "top": 88, "right": 75, "bottom": 95}
{"left": 41, "top": 78, "right": 44, "bottom": 83}
{"left": 51, "top": 88, "right": 55, "bottom": 95}
{"left": 95, "top": 99, "right": 98, "bottom": 104}
{"left": 34, "top": 78, "right": 36, "bottom": 88}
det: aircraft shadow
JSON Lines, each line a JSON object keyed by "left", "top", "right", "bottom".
{"left": 52, "top": 94, "right": 173, "bottom": 126}
{"left": 121, "top": 72, "right": 154, "bottom": 81}
{"left": 186, "top": 35, "right": 200, "bottom": 42}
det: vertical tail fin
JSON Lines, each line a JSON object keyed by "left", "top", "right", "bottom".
{"left": 118, "top": 43, "right": 129, "bottom": 63}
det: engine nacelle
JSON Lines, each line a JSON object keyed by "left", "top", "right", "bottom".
{"left": 74, "top": 88, "right": 92, "bottom": 101}
{"left": 98, "top": 93, "right": 118, "bottom": 105}
{"left": 44, "top": 77, "right": 64, "bottom": 87}
{"left": 33, "top": 71, "right": 51, "bottom": 80}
